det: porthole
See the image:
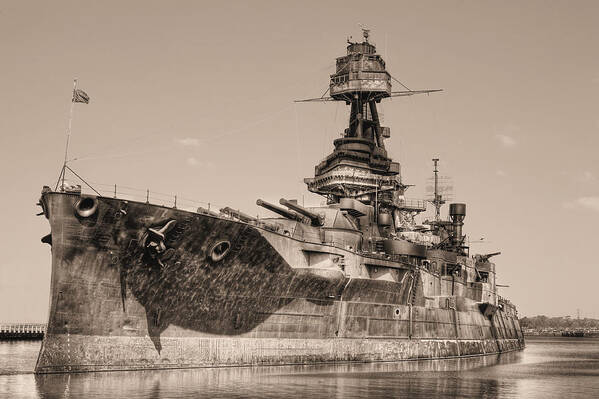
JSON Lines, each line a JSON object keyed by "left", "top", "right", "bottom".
{"left": 210, "top": 240, "right": 231, "bottom": 262}
{"left": 394, "top": 308, "right": 401, "bottom": 318}
{"left": 74, "top": 196, "right": 98, "bottom": 218}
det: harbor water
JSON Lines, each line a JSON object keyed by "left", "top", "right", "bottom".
{"left": 0, "top": 337, "right": 597, "bottom": 398}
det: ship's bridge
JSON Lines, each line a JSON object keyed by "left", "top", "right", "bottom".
{"left": 306, "top": 30, "right": 398, "bottom": 205}
{"left": 329, "top": 39, "right": 391, "bottom": 102}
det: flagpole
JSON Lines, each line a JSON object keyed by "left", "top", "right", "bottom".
{"left": 61, "top": 78, "right": 77, "bottom": 191}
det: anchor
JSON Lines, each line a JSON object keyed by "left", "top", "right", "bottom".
{"left": 143, "top": 220, "right": 177, "bottom": 266}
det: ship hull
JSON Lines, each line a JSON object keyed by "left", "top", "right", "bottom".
{"left": 38, "top": 335, "right": 522, "bottom": 373}
{"left": 36, "top": 192, "right": 524, "bottom": 373}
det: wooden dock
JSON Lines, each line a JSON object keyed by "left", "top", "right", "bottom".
{"left": 0, "top": 323, "right": 46, "bottom": 340}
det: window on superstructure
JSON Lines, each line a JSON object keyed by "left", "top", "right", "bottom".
{"left": 478, "top": 272, "right": 489, "bottom": 283}
{"left": 444, "top": 263, "right": 462, "bottom": 277}
{"left": 422, "top": 260, "right": 430, "bottom": 271}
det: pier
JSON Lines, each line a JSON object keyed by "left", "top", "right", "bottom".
{"left": 0, "top": 323, "right": 46, "bottom": 340}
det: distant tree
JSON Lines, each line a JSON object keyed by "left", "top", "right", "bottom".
{"left": 519, "top": 315, "right": 599, "bottom": 330}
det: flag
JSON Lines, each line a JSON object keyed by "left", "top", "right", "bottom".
{"left": 72, "top": 88, "right": 90, "bottom": 104}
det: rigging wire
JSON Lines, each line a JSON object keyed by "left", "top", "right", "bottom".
{"left": 69, "top": 130, "right": 169, "bottom": 162}
{"left": 69, "top": 143, "right": 178, "bottom": 162}
{"left": 64, "top": 165, "right": 101, "bottom": 196}
{"left": 294, "top": 102, "right": 302, "bottom": 197}
{"left": 62, "top": 175, "right": 229, "bottom": 209}
{"left": 67, "top": 54, "right": 338, "bottom": 163}
{"left": 389, "top": 73, "right": 412, "bottom": 92}
{"left": 68, "top": 104, "right": 294, "bottom": 162}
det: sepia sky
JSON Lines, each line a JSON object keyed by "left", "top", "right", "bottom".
{"left": 1, "top": 0, "right": 598, "bottom": 322}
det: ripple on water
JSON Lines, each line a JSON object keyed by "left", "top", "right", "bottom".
{"left": 0, "top": 337, "right": 598, "bottom": 399}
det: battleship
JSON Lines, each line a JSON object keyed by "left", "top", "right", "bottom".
{"left": 35, "top": 30, "right": 524, "bottom": 373}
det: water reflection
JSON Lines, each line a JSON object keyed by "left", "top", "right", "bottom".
{"left": 34, "top": 352, "right": 521, "bottom": 399}
{"left": 1, "top": 338, "right": 598, "bottom": 398}
{"left": 0, "top": 340, "right": 41, "bottom": 375}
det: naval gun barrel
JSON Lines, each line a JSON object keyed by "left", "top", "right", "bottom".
{"left": 476, "top": 252, "right": 501, "bottom": 262}
{"left": 279, "top": 198, "right": 324, "bottom": 226}
{"left": 256, "top": 199, "right": 307, "bottom": 223}
{"left": 219, "top": 207, "right": 257, "bottom": 223}
{"left": 482, "top": 252, "right": 501, "bottom": 260}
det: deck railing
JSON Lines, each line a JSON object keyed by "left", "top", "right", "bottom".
{"left": 56, "top": 180, "right": 231, "bottom": 215}
{"left": 397, "top": 198, "right": 427, "bottom": 211}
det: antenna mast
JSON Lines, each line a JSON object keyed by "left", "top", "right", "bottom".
{"left": 432, "top": 158, "right": 443, "bottom": 221}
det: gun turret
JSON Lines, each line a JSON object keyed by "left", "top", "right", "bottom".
{"left": 256, "top": 199, "right": 308, "bottom": 223}
{"left": 279, "top": 198, "right": 324, "bottom": 226}
{"left": 219, "top": 207, "right": 257, "bottom": 223}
